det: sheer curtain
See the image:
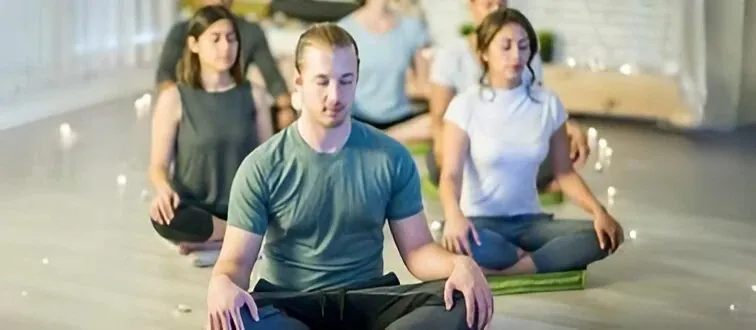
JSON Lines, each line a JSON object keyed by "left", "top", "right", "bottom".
{"left": 0, "top": 0, "right": 178, "bottom": 129}
{"left": 676, "top": 0, "right": 707, "bottom": 128}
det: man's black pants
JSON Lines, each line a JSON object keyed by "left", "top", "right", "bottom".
{"left": 237, "top": 273, "right": 478, "bottom": 330}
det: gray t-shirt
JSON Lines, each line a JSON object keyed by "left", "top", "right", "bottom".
{"left": 227, "top": 121, "right": 423, "bottom": 292}
{"left": 430, "top": 37, "right": 544, "bottom": 93}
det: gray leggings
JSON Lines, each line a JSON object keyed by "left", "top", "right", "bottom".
{"left": 468, "top": 213, "right": 609, "bottom": 273}
{"left": 236, "top": 273, "right": 478, "bottom": 330}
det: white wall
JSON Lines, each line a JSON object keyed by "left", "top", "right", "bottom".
{"left": 0, "top": 0, "right": 178, "bottom": 131}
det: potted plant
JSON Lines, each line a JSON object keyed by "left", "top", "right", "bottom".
{"left": 459, "top": 22, "right": 475, "bottom": 37}
{"left": 537, "top": 30, "right": 555, "bottom": 63}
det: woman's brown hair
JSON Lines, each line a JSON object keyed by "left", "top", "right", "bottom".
{"left": 475, "top": 8, "right": 539, "bottom": 102}
{"left": 176, "top": 5, "right": 243, "bottom": 89}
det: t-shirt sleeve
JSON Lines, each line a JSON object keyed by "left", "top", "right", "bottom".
{"left": 549, "top": 92, "right": 569, "bottom": 133}
{"left": 411, "top": 19, "right": 431, "bottom": 51}
{"left": 442, "top": 94, "right": 471, "bottom": 132}
{"left": 155, "top": 22, "right": 187, "bottom": 84}
{"left": 429, "top": 47, "right": 456, "bottom": 88}
{"left": 244, "top": 21, "right": 289, "bottom": 99}
{"left": 227, "top": 153, "right": 270, "bottom": 235}
{"left": 385, "top": 146, "right": 424, "bottom": 221}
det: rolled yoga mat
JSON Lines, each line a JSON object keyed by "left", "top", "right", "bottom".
{"left": 422, "top": 174, "right": 564, "bottom": 207}
{"left": 487, "top": 270, "right": 586, "bottom": 296}
{"left": 407, "top": 142, "right": 431, "bottom": 156}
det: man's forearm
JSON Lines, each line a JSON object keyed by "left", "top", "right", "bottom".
{"left": 211, "top": 260, "right": 255, "bottom": 290}
{"left": 405, "top": 242, "right": 467, "bottom": 281}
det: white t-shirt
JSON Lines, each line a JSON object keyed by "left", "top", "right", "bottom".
{"left": 444, "top": 84, "right": 567, "bottom": 217}
{"left": 430, "top": 37, "right": 544, "bottom": 93}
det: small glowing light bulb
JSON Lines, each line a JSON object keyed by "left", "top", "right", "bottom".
{"left": 116, "top": 174, "right": 127, "bottom": 186}
{"left": 729, "top": 304, "right": 736, "bottom": 311}
{"left": 605, "top": 147, "right": 613, "bottom": 157}
{"left": 598, "top": 138, "right": 608, "bottom": 148}
{"left": 565, "top": 57, "right": 577, "bottom": 68}
{"left": 176, "top": 304, "right": 192, "bottom": 313}
{"left": 587, "top": 127, "right": 597, "bottom": 138}
{"left": 751, "top": 285, "right": 756, "bottom": 292}
{"left": 42, "top": 258, "right": 49, "bottom": 265}
{"left": 140, "top": 189, "right": 150, "bottom": 201}
{"left": 619, "top": 63, "right": 634, "bottom": 75}
{"left": 142, "top": 93, "right": 152, "bottom": 106}
{"left": 629, "top": 230, "right": 637, "bottom": 239}
{"left": 430, "top": 221, "right": 443, "bottom": 231}
{"left": 21, "top": 291, "right": 28, "bottom": 297}
{"left": 594, "top": 162, "right": 604, "bottom": 172}
{"left": 59, "top": 123, "right": 72, "bottom": 136}
{"left": 607, "top": 186, "right": 616, "bottom": 197}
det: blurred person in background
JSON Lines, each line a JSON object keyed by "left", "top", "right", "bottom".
{"left": 156, "top": 0, "right": 296, "bottom": 130}
{"left": 339, "top": 0, "right": 433, "bottom": 144}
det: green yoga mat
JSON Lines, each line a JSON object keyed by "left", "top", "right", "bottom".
{"left": 421, "top": 175, "right": 439, "bottom": 199}
{"left": 487, "top": 270, "right": 586, "bottom": 296}
{"left": 422, "top": 175, "right": 564, "bottom": 207}
{"left": 407, "top": 142, "right": 431, "bottom": 156}
{"left": 538, "top": 191, "right": 564, "bottom": 206}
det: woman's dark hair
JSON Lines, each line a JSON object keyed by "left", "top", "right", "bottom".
{"left": 176, "top": 5, "right": 243, "bottom": 89}
{"left": 475, "top": 8, "right": 539, "bottom": 102}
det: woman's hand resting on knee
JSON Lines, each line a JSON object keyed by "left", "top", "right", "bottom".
{"left": 593, "top": 210, "right": 624, "bottom": 253}
{"left": 150, "top": 186, "right": 180, "bottom": 225}
{"left": 207, "top": 275, "right": 259, "bottom": 330}
{"left": 442, "top": 215, "right": 481, "bottom": 256}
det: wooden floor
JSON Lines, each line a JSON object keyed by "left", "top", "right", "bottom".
{"left": 1, "top": 95, "right": 755, "bottom": 329}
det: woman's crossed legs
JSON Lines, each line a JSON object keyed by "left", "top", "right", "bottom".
{"left": 468, "top": 214, "right": 610, "bottom": 275}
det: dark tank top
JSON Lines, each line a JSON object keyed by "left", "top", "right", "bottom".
{"left": 172, "top": 80, "right": 259, "bottom": 217}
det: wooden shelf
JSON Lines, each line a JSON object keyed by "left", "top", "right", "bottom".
{"left": 542, "top": 64, "right": 695, "bottom": 127}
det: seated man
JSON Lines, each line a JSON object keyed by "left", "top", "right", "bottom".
{"left": 426, "top": 0, "right": 589, "bottom": 195}
{"left": 156, "top": 0, "right": 296, "bottom": 129}
{"left": 205, "top": 23, "right": 493, "bottom": 330}
{"left": 338, "top": 0, "right": 432, "bottom": 145}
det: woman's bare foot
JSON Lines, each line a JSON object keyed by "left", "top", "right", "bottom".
{"left": 178, "top": 241, "right": 223, "bottom": 255}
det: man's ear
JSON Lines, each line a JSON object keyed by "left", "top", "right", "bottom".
{"left": 293, "top": 70, "right": 303, "bottom": 86}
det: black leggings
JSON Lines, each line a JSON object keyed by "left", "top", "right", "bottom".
{"left": 150, "top": 203, "right": 226, "bottom": 243}
{"left": 425, "top": 142, "right": 556, "bottom": 192}
{"left": 238, "top": 273, "right": 477, "bottom": 330}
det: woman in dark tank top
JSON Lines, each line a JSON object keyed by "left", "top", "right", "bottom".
{"left": 148, "top": 5, "right": 275, "bottom": 267}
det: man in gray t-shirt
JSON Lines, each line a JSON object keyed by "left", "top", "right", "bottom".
{"left": 156, "top": 0, "right": 296, "bottom": 128}
{"left": 205, "top": 22, "right": 493, "bottom": 330}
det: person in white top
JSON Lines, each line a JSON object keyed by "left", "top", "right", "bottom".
{"left": 439, "top": 8, "right": 624, "bottom": 275}
{"left": 425, "top": 0, "right": 589, "bottom": 198}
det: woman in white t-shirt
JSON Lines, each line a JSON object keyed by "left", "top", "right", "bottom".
{"left": 425, "top": 0, "right": 589, "bottom": 200}
{"left": 439, "top": 8, "right": 624, "bottom": 275}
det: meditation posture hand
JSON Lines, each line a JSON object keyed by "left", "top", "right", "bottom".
{"left": 444, "top": 256, "right": 494, "bottom": 330}
{"left": 566, "top": 121, "right": 589, "bottom": 168}
{"left": 206, "top": 275, "right": 259, "bottom": 330}
{"left": 149, "top": 185, "right": 180, "bottom": 224}
{"left": 593, "top": 210, "right": 624, "bottom": 253}
{"left": 442, "top": 215, "right": 481, "bottom": 256}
